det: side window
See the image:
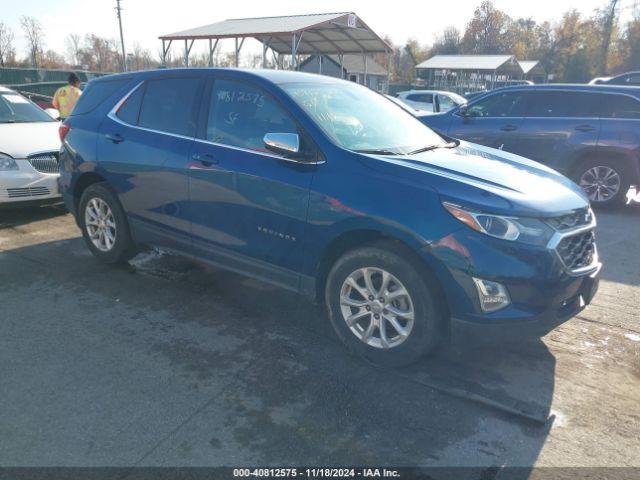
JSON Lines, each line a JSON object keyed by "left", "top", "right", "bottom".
{"left": 600, "top": 94, "right": 640, "bottom": 119}
{"left": 207, "top": 79, "right": 298, "bottom": 153}
{"left": 116, "top": 84, "right": 144, "bottom": 125}
{"left": 71, "top": 78, "right": 130, "bottom": 116}
{"left": 138, "top": 77, "right": 200, "bottom": 136}
{"left": 525, "top": 91, "right": 600, "bottom": 118}
{"left": 466, "top": 91, "right": 527, "bottom": 117}
{"left": 438, "top": 94, "right": 456, "bottom": 112}
{"left": 407, "top": 94, "right": 433, "bottom": 104}
{"left": 611, "top": 74, "right": 640, "bottom": 86}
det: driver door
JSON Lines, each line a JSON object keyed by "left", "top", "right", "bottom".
{"left": 188, "top": 76, "right": 317, "bottom": 290}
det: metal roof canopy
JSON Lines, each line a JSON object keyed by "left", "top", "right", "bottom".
{"left": 158, "top": 12, "right": 392, "bottom": 76}
{"left": 416, "top": 55, "right": 524, "bottom": 75}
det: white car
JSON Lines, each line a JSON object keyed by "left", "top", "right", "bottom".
{"left": 395, "top": 90, "right": 467, "bottom": 113}
{"left": 384, "top": 95, "right": 433, "bottom": 116}
{"left": 0, "top": 86, "right": 61, "bottom": 206}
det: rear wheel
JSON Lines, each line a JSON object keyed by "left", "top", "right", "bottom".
{"left": 78, "top": 183, "right": 137, "bottom": 264}
{"left": 325, "top": 245, "right": 443, "bottom": 366}
{"left": 573, "top": 159, "right": 631, "bottom": 207}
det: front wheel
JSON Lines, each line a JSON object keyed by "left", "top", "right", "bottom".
{"left": 325, "top": 246, "right": 443, "bottom": 366}
{"left": 573, "top": 159, "right": 631, "bottom": 208}
{"left": 78, "top": 183, "right": 137, "bottom": 264}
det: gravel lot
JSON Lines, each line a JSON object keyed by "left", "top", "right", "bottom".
{"left": 0, "top": 203, "right": 638, "bottom": 469}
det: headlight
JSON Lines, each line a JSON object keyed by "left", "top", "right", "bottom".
{"left": 442, "top": 202, "right": 555, "bottom": 246}
{"left": 0, "top": 154, "right": 18, "bottom": 171}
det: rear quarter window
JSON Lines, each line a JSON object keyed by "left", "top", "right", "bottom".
{"left": 600, "top": 94, "right": 640, "bottom": 119}
{"left": 71, "top": 77, "right": 131, "bottom": 116}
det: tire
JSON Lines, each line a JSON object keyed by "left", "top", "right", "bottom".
{"left": 78, "top": 183, "right": 137, "bottom": 264}
{"left": 572, "top": 158, "right": 631, "bottom": 208}
{"left": 325, "top": 245, "right": 443, "bottom": 367}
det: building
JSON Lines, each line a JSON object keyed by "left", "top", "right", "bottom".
{"left": 298, "top": 54, "right": 389, "bottom": 91}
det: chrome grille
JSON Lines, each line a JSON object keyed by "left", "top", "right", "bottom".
{"left": 27, "top": 152, "right": 59, "bottom": 174}
{"left": 546, "top": 208, "right": 593, "bottom": 231}
{"left": 557, "top": 230, "right": 596, "bottom": 271}
{"left": 7, "top": 187, "right": 51, "bottom": 198}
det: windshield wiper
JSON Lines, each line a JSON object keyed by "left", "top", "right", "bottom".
{"left": 354, "top": 148, "right": 401, "bottom": 156}
{"left": 408, "top": 141, "right": 459, "bottom": 155}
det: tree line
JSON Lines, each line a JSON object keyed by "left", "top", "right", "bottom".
{"left": 389, "top": 0, "right": 639, "bottom": 83}
{"left": 0, "top": 1, "right": 638, "bottom": 84}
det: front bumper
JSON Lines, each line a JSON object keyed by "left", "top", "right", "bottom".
{"left": 426, "top": 226, "right": 602, "bottom": 340}
{"left": 0, "top": 160, "right": 60, "bottom": 204}
{"left": 451, "top": 270, "right": 599, "bottom": 340}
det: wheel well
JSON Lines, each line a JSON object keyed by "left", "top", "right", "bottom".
{"left": 315, "top": 230, "right": 449, "bottom": 318}
{"left": 570, "top": 151, "right": 639, "bottom": 185}
{"left": 73, "top": 172, "right": 106, "bottom": 212}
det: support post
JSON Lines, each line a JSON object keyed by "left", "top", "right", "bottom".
{"left": 207, "top": 39, "right": 219, "bottom": 67}
{"left": 339, "top": 53, "right": 344, "bottom": 79}
{"left": 162, "top": 39, "right": 166, "bottom": 67}
{"left": 234, "top": 37, "right": 245, "bottom": 68}
{"left": 363, "top": 53, "right": 368, "bottom": 87}
{"left": 318, "top": 54, "right": 323, "bottom": 74}
{"left": 291, "top": 33, "right": 297, "bottom": 70}
{"left": 184, "top": 39, "right": 189, "bottom": 67}
{"left": 262, "top": 37, "right": 271, "bottom": 68}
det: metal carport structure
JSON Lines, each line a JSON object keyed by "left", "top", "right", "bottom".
{"left": 158, "top": 12, "right": 392, "bottom": 81}
{"left": 415, "top": 55, "right": 525, "bottom": 94}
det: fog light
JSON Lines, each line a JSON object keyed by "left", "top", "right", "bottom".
{"left": 472, "top": 278, "right": 511, "bottom": 313}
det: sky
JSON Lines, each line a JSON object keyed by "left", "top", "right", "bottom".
{"left": 2, "top": 0, "right": 637, "bottom": 62}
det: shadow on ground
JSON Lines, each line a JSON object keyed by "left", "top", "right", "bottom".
{"left": 0, "top": 230, "right": 556, "bottom": 472}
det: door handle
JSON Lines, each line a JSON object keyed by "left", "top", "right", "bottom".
{"left": 500, "top": 124, "right": 518, "bottom": 132}
{"left": 189, "top": 153, "right": 219, "bottom": 169}
{"left": 575, "top": 125, "right": 595, "bottom": 132}
{"left": 105, "top": 133, "right": 124, "bottom": 144}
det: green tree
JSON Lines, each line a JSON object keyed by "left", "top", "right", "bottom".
{"left": 461, "top": 1, "right": 511, "bottom": 54}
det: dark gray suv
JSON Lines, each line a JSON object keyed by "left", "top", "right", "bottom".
{"left": 420, "top": 84, "right": 640, "bottom": 206}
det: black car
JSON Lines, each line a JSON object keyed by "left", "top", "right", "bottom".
{"left": 594, "top": 71, "right": 640, "bottom": 87}
{"left": 420, "top": 84, "right": 640, "bottom": 206}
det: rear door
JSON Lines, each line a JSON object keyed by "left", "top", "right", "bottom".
{"left": 447, "top": 90, "right": 527, "bottom": 149}
{"left": 508, "top": 90, "right": 601, "bottom": 173}
{"left": 187, "top": 76, "right": 317, "bottom": 290}
{"left": 597, "top": 92, "right": 640, "bottom": 169}
{"left": 98, "top": 74, "right": 203, "bottom": 251}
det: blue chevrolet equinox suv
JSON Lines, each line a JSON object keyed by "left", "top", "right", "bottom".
{"left": 59, "top": 69, "right": 601, "bottom": 365}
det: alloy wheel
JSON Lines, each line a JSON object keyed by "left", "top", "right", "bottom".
{"left": 579, "top": 166, "right": 621, "bottom": 203}
{"left": 85, "top": 197, "right": 117, "bottom": 252}
{"left": 339, "top": 267, "right": 415, "bottom": 349}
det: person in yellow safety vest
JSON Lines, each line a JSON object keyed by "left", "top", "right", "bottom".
{"left": 52, "top": 73, "right": 82, "bottom": 120}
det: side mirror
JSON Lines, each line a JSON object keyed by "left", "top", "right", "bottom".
{"left": 45, "top": 108, "right": 60, "bottom": 120}
{"left": 457, "top": 105, "right": 470, "bottom": 117}
{"left": 263, "top": 133, "right": 300, "bottom": 156}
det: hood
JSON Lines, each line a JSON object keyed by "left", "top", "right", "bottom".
{"left": 0, "top": 122, "right": 61, "bottom": 158}
{"left": 361, "top": 141, "right": 589, "bottom": 217}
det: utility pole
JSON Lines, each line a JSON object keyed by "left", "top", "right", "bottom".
{"left": 115, "top": 0, "right": 127, "bottom": 71}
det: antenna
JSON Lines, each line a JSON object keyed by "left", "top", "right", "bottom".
{"left": 115, "top": 0, "right": 127, "bottom": 71}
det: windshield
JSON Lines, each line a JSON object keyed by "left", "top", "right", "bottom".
{"left": 447, "top": 92, "right": 467, "bottom": 105}
{"left": 0, "top": 92, "right": 54, "bottom": 123}
{"left": 282, "top": 82, "right": 446, "bottom": 154}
